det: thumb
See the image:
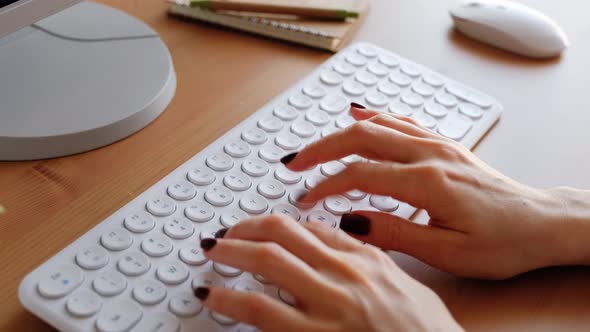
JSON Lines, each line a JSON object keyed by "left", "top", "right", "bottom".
{"left": 339, "top": 211, "right": 462, "bottom": 262}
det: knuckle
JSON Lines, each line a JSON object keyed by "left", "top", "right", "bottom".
{"left": 371, "top": 113, "right": 392, "bottom": 123}
{"left": 256, "top": 242, "right": 285, "bottom": 265}
{"left": 348, "top": 120, "right": 373, "bottom": 137}
{"left": 243, "top": 293, "right": 270, "bottom": 326}
{"left": 261, "top": 214, "right": 290, "bottom": 231}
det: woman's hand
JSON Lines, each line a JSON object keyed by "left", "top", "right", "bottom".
{"left": 281, "top": 104, "right": 590, "bottom": 279}
{"left": 196, "top": 215, "right": 462, "bottom": 332}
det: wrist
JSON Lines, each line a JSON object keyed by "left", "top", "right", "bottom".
{"left": 541, "top": 187, "right": 590, "bottom": 267}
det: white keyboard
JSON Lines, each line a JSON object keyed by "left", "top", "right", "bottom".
{"left": 19, "top": 42, "right": 502, "bottom": 332}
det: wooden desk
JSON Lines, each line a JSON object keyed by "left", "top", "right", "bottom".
{"left": 1, "top": 0, "right": 589, "bottom": 330}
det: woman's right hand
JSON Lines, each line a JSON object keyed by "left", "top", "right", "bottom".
{"left": 282, "top": 104, "right": 590, "bottom": 279}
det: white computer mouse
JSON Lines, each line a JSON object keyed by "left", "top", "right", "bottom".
{"left": 450, "top": 0, "right": 568, "bottom": 58}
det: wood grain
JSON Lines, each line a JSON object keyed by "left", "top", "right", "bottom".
{"left": 1, "top": 0, "right": 589, "bottom": 331}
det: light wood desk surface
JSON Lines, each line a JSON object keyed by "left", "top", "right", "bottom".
{"left": 1, "top": 0, "right": 589, "bottom": 330}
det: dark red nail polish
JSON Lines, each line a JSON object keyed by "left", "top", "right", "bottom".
{"left": 194, "top": 287, "right": 210, "bottom": 300}
{"left": 214, "top": 228, "right": 228, "bottom": 239}
{"left": 200, "top": 238, "right": 217, "bottom": 251}
{"left": 280, "top": 152, "right": 298, "bottom": 165}
{"left": 340, "top": 213, "right": 371, "bottom": 235}
{"left": 350, "top": 102, "right": 366, "bottom": 109}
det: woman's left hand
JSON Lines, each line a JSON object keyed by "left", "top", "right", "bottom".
{"left": 195, "top": 214, "right": 462, "bottom": 332}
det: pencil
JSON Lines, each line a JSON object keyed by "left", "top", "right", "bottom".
{"left": 189, "top": 0, "right": 359, "bottom": 20}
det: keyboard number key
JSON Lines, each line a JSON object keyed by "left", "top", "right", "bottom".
{"left": 101, "top": 228, "right": 133, "bottom": 251}
{"left": 146, "top": 196, "right": 177, "bottom": 217}
{"left": 124, "top": 211, "right": 155, "bottom": 233}
{"left": 76, "top": 245, "right": 109, "bottom": 270}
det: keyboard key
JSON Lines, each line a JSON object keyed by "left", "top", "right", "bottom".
{"left": 37, "top": 265, "right": 84, "bottom": 299}
{"left": 185, "top": 201, "right": 215, "bottom": 223}
{"left": 101, "top": 228, "right": 133, "bottom": 251}
{"left": 288, "top": 93, "right": 314, "bottom": 109}
{"left": 365, "top": 91, "right": 389, "bottom": 107}
{"left": 76, "top": 246, "right": 109, "bottom": 270}
{"left": 233, "top": 279, "right": 264, "bottom": 293}
{"left": 320, "top": 95, "right": 348, "bottom": 114}
{"left": 257, "top": 179, "right": 286, "bottom": 199}
{"left": 179, "top": 246, "right": 209, "bottom": 266}
{"left": 141, "top": 234, "right": 173, "bottom": 257}
{"left": 324, "top": 195, "right": 352, "bottom": 215}
{"left": 332, "top": 61, "right": 356, "bottom": 76}
{"left": 187, "top": 166, "right": 216, "bottom": 186}
{"left": 303, "top": 83, "right": 327, "bottom": 98}
{"left": 96, "top": 300, "right": 142, "bottom": 332}
{"left": 340, "top": 154, "right": 363, "bottom": 165}
{"left": 211, "top": 311, "right": 237, "bottom": 326}
{"left": 412, "top": 81, "right": 435, "bottom": 97}
{"left": 434, "top": 91, "right": 459, "bottom": 108}
{"left": 345, "top": 52, "right": 367, "bottom": 66}
{"left": 401, "top": 91, "right": 425, "bottom": 107}
{"left": 424, "top": 100, "right": 449, "bottom": 118}
{"left": 400, "top": 63, "right": 421, "bottom": 77}
{"left": 320, "top": 161, "right": 346, "bottom": 176}
{"left": 342, "top": 80, "right": 366, "bottom": 96}
{"left": 438, "top": 113, "right": 473, "bottom": 140}
{"left": 422, "top": 72, "right": 445, "bottom": 87}
{"left": 223, "top": 172, "right": 252, "bottom": 191}
{"left": 345, "top": 190, "right": 367, "bottom": 201}
{"left": 213, "top": 262, "right": 243, "bottom": 277}
{"left": 378, "top": 53, "right": 400, "bottom": 67}
{"left": 220, "top": 209, "right": 249, "bottom": 227}
{"left": 239, "top": 193, "right": 269, "bottom": 214}
{"left": 367, "top": 62, "right": 389, "bottom": 77}
{"left": 242, "top": 158, "right": 270, "bottom": 177}
{"left": 378, "top": 81, "right": 401, "bottom": 97}
{"left": 163, "top": 217, "right": 194, "bottom": 239}
{"left": 357, "top": 44, "right": 378, "bottom": 58}
{"left": 146, "top": 196, "right": 177, "bottom": 217}
{"left": 192, "top": 271, "right": 225, "bottom": 289}
{"left": 275, "top": 133, "right": 302, "bottom": 150}
{"left": 305, "top": 175, "right": 325, "bottom": 190}
{"left": 206, "top": 153, "right": 234, "bottom": 171}
{"left": 156, "top": 261, "right": 189, "bottom": 285}
{"left": 117, "top": 252, "right": 151, "bottom": 277}
{"left": 355, "top": 71, "right": 378, "bottom": 86}
{"left": 224, "top": 140, "right": 251, "bottom": 158}
{"left": 307, "top": 210, "right": 337, "bottom": 227}
{"left": 388, "top": 101, "right": 414, "bottom": 116}
{"left": 94, "top": 270, "right": 128, "bottom": 296}
{"left": 459, "top": 103, "right": 484, "bottom": 119}
{"left": 241, "top": 127, "right": 268, "bottom": 145}
{"left": 446, "top": 83, "right": 494, "bottom": 108}
{"left": 274, "top": 168, "right": 302, "bottom": 184}
{"left": 124, "top": 211, "right": 155, "bottom": 233}
{"left": 271, "top": 204, "right": 301, "bottom": 221}
{"left": 66, "top": 290, "right": 102, "bottom": 318}
{"left": 205, "top": 185, "right": 235, "bottom": 207}
{"left": 167, "top": 180, "right": 196, "bottom": 201}
{"left": 253, "top": 274, "right": 271, "bottom": 284}
{"left": 169, "top": 294, "right": 203, "bottom": 317}
{"left": 273, "top": 105, "right": 299, "bottom": 121}
{"left": 413, "top": 112, "right": 437, "bottom": 129}
{"left": 132, "top": 312, "right": 179, "bottom": 332}
{"left": 336, "top": 114, "right": 355, "bottom": 128}
{"left": 290, "top": 120, "right": 316, "bottom": 138}
{"left": 389, "top": 71, "right": 412, "bottom": 86}
{"left": 133, "top": 280, "right": 167, "bottom": 305}
{"left": 319, "top": 70, "right": 343, "bottom": 86}
{"left": 278, "top": 288, "right": 296, "bottom": 306}
{"left": 258, "top": 116, "right": 284, "bottom": 133}
{"left": 288, "top": 189, "right": 314, "bottom": 210}
{"left": 305, "top": 109, "right": 331, "bottom": 126}
{"left": 370, "top": 195, "right": 400, "bottom": 212}
{"left": 259, "top": 145, "right": 285, "bottom": 163}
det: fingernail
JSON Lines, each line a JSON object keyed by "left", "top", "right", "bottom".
{"left": 340, "top": 213, "right": 371, "bottom": 235}
{"left": 194, "top": 287, "right": 210, "bottom": 300}
{"left": 200, "top": 238, "right": 217, "bottom": 251}
{"left": 214, "top": 228, "right": 228, "bottom": 239}
{"left": 350, "top": 102, "right": 366, "bottom": 109}
{"left": 280, "top": 152, "right": 298, "bottom": 165}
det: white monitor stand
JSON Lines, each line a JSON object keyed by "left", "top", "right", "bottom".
{"left": 0, "top": 1, "right": 176, "bottom": 160}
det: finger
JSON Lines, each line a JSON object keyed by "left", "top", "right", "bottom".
{"left": 203, "top": 238, "right": 326, "bottom": 299}
{"left": 224, "top": 215, "right": 336, "bottom": 267}
{"left": 338, "top": 211, "right": 464, "bottom": 264}
{"left": 301, "top": 162, "right": 431, "bottom": 210}
{"left": 284, "top": 120, "right": 424, "bottom": 171}
{"left": 350, "top": 106, "right": 434, "bottom": 138}
{"left": 197, "top": 286, "right": 310, "bottom": 331}
{"left": 304, "top": 221, "right": 363, "bottom": 251}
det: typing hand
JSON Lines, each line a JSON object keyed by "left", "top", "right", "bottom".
{"left": 282, "top": 104, "right": 590, "bottom": 279}
{"left": 196, "top": 215, "right": 462, "bottom": 332}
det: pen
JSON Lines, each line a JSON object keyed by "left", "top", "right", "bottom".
{"left": 189, "top": 0, "right": 360, "bottom": 20}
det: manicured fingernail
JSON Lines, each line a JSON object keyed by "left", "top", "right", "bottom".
{"left": 280, "top": 152, "right": 298, "bottom": 165}
{"left": 340, "top": 213, "right": 371, "bottom": 235}
{"left": 194, "top": 287, "right": 210, "bottom": 300}
{"left": 200, "top": 238, "right": 217, "bottom": 251}
{"left": 350, "top": 102, "right": 366, "bottom": 109}
{"left": 214, "top": 228, "right": 228, "bottom": 239}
